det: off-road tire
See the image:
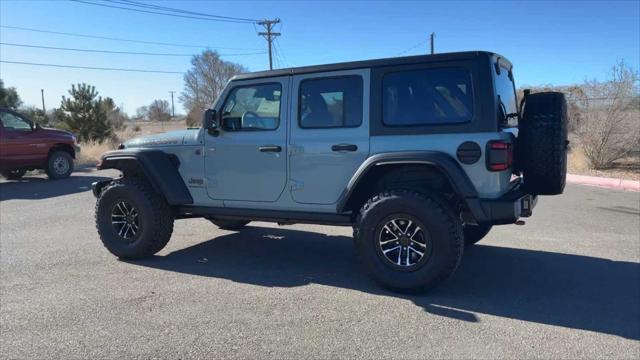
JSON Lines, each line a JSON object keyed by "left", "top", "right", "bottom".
{"left": 207, "top": 219, "right": 250, "bottom": 230}
{"left": 96, "top": 178, "right": 174, "bottom": 259}
{"left": 517, "top": 92, "right": 568, "bottom": 195}
{"left": 463, "top": 224, "right": 492, "bottom": 246}
{"left": 45, "top": 151, "right": 74, "bottom": 179}
{"left": 354, "top": 189, "right": 464, "bottom": 293}
{"left": 1, "top": 169, "right": 26, "bottom": 180}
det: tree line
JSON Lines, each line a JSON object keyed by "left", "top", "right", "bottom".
{"left": 0, "top": 50, "right": 243, "bottom": 141}
{"left": 0, "top": 80, "right": 177, "bottom": 142}
{"left": 519, "top": 60, "right": 639, "bottom": 170}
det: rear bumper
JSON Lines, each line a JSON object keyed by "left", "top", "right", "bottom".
{"left": 471, "top": 183, "right": 537, "bottom": 225}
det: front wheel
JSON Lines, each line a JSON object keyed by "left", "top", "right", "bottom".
{"left": 46, "top": 151, "right": 74, "bottom": 179}
{"left": 96, "top": 178, "right": 174, "bottom": 259}
{"left": 354, "top": 190, "right": 464, "bottom": 293}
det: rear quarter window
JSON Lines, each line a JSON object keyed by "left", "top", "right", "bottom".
{"left": 382, "top": 67, "right": 473, "bottom": 126}
{"left": 495, "top": 66, "right": 518, "bottom": 127}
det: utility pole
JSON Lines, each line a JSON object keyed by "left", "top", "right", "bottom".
{"left": 40, "top": 89, "right": 46, "bottom": 113}
{"left": 258, "top": 18, "right": 281, "bottom": 70}
{"left": 168, "top": 91, "right": 175, "bottom": 118}
{"left": 430, "top": 32, "right": 435, "bottom": 55}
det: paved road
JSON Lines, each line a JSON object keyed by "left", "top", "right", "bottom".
{"left": 1, "top": 170, "right": 639, "bottom": 359}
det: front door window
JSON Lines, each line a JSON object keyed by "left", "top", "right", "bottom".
{"left": 221, "top": 83, "right": 282, "bottom": 131}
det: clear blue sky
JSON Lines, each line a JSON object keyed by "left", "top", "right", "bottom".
{"left": 1, "top": 0, "right": 639, "bottom": 114}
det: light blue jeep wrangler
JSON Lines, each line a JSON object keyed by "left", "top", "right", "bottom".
{"left": 93, "top": 51, "right": 568, "bottom": 292}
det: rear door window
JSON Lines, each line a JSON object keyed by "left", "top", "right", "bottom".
{"left": 382, "top": 67, "right": 473, "bottom": 126}
{"left": 299, "top": 76, "right": 363, "bottom": 128}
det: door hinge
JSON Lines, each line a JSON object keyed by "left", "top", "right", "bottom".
{"left": 289, "top": 145, "right": 304, "bottom": 156}
{"left": 290, "top": 179, "right": 303, "bottom": 191}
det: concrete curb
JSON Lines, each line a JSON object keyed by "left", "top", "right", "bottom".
{"left": 566, "top": 174, "right": 640, "bottom": 192}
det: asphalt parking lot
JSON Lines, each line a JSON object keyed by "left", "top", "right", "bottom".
{"left": 1, "top": 169, "right": 639, "bottom": 359}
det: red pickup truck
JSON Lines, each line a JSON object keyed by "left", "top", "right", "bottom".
{"left": 0, "top": 107, "right": 80, "bottom": 180}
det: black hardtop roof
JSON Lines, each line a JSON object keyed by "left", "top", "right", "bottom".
{"left": 231, "top": 50, "right": 509, "bottom": 81}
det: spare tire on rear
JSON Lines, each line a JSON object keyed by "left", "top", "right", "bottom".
{"left": 517, "top": 92, "right": 568, "bottom": 195}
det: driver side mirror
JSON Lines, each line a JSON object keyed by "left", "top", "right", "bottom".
{"left": 202, "top": 109, "right": 219, "bottom": 136}
{"left": 34, "top": 123, "right": 42, "bottom": 131}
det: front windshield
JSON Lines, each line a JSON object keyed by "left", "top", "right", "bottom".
{"left": 495, "top": 65, "right": 518, "bottom": 127}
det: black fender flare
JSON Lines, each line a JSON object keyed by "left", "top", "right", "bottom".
{"left": 96, "top": 149, "right": 193, "bottom": 205}
{"left": 336, "top": 151, "right": 488, "bottom": 222}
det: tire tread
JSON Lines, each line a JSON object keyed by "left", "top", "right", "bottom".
{"left": 95, "top": 178, "right": 174, "bottom": 258}
{"left": 355, "top": 189, "right": 463, "bottom": 292}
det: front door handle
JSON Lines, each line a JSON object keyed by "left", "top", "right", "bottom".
{"left": 259, "top": 145, "right": 282, "bottom": 153}
{"left": 331, "top": 144, "right": 358, "bottom": 152}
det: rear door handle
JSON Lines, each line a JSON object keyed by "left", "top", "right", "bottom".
{"left": 259, "top": 145, "right": 282, "bottom": 153}
{"left": 331, "top": 144, "right": 358, "bottom": 152}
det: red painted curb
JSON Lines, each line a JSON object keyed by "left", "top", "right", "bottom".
{"left": 566, "top": 174, "right": 640, "bottom": 192}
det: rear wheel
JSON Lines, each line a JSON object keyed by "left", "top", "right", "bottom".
{"left": 463, "top": 224, "right": 492, "bottom": 246}
{"left": 96, "top": 178, "right": 174, "bottom": 259}
{"left": 207, "top": 218, "right": 250, "bottom": 230}
{"left": 1, "top": 169, "right": 26, "bottom": 180}
{"left": 46, "top": 151, "right": 74, "bottom": 179}
{"left": 354, "top": 189, "right": 464, "bottom": 293}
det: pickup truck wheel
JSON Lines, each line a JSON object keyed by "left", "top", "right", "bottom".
{"left": 95, "top": 178, "right": 174, "bottom": 259}
{"left": 46, "top": 151, "right": 74, "bottom": 179}
{"left": 1, "top": 169, "right": 26, "bottom": 180}
{"left": 463, "top": 224, "right": 492, "bottom": 246}
{"left": 355, "top": 189, "right": 464, "bottom": 293}
{"left": 207, "top": 218, "right": 250, "bottom": 230}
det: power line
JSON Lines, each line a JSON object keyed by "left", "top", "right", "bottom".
{"left": 0, "top": 42, "right": 266, "bottom": 57}
{"left": 397, "top": 39, "right": 429, "bottom": 56}
{"left": 0, "top": 25, "right": 263, "bottom": 50}
{"left": 1, "top": 60, "right": 183, "bottom": 74}
{"left": 111, "top": 0, "right": 260, "bottom": 23}
{"left": 71, "top": 0, "right": 256, "bottom": 24}
{"left": 274, "top": 38, "right": 289, "bottom": 68}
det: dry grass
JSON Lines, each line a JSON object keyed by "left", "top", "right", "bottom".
{"left": 568, "top": 147, "right": 590, "bottom": 173}
{"left": 568, "top": 147, "right": 640, "bottom": 181}
{"left": 76, "top": 120, "right": 187, "bottom": 166}
{"left": 76, "top": 140, "right": 116, "bottom": 166}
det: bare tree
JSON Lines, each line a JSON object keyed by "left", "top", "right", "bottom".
{"left": 147, "top": 99, "right": 171, "bottom": 123}
{"left": 576, "top": 60, "right": 639, "bottom": 169}
{"left": 186, "top": 107, "right": 202, "bottom": 127}
{"left": 101, "top": 97, "right": 128, "bottom": 130}
{"left": 135, "top": 106, "right": 148, "bottom": 121}
{"left": 180, "top": 50, "right": 246, "bottom": 114}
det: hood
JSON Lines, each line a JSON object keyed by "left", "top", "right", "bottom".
{"left": 40, "top": 127, "right": 75, "bottom": 139}
{"left": 123, "top": 129, "right": 200, "bottom": 148}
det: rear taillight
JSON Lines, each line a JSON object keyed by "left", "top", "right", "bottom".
{"left": 486, "top": 140, "right": 513, "bottom": 171}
